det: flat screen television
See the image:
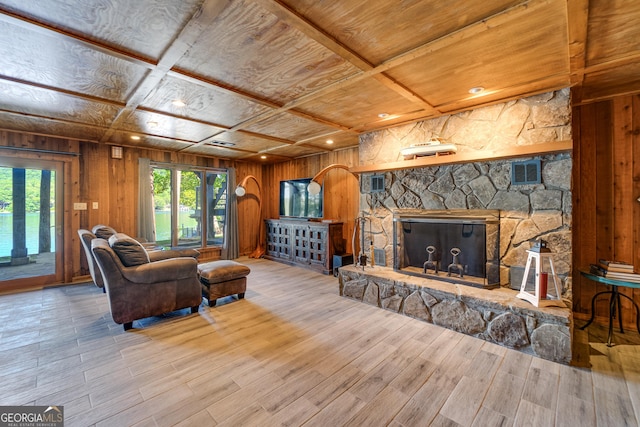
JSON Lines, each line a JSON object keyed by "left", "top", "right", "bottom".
{"left": 279, "top": 178, "right": 323, "bottom": 219}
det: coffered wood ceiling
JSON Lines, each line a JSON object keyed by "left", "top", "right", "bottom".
{"left": 0, "top": 0, "right": 638, "bottom": 162}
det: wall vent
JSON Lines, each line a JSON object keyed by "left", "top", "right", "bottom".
{"left": 511, "top": 159, "right": 541, "bottom": 185}
{"left": 370, "top": 174, "right": 385, "bottom": 193}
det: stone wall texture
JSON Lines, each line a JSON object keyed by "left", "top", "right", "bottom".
{"left": 357, "top": 89, "right": 573, "bottom": 300}
{"left": 339, "top": 265, "right": 572, "bottom": 364}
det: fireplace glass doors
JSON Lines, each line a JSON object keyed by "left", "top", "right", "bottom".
{"left": 393, "top": 210, "right": 500, "bottom": 289}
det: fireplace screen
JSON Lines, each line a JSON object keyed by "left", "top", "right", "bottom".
{"left": 393, "top": 210, "right": 500, "bottom": 289}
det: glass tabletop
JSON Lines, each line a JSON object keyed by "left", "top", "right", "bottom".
{"left": 580, "top": 269, "right": 640, "bottom": 289}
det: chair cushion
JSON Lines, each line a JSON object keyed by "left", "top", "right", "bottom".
{"left": 109, "top": 233, "right": 150, "bottom": 267}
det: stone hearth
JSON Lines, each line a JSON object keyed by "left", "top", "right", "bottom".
{"left": 338, "top": 265, "right": 572, "bottom": 364}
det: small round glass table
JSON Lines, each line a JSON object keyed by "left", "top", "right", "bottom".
{"left": 579, "top": 269, "right": 640, "bottom": 347}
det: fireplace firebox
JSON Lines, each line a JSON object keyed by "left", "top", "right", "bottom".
{"left": 393, "top": 210, "right": 500, "bottom": 289}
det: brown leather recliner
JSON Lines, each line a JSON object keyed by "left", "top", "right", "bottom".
{"left": 91, "top": 234, "right": 202, "bottom": 330}
{"left": 78, "top": 229, "right": 107, "bottom": 290}
{"left": 78, "top": 229, "right": 200, "bottom": 291}
{"left": 92, "top": 224, "right": 157, "bottom": 250}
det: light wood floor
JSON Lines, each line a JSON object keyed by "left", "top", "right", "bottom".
{"left": 0, "top": 257, "right": 639, "bottom": 426}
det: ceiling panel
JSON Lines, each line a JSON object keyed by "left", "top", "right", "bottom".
{"left": 280, "top": 0, "right": 524, "bottom": 65}
{"left": 261, "top": 143, "right": 328, "bottom": 159}
{"left": 244, "top": 112, "right": 343, "bottom": 141}
{"left": 385, "top": 0, "right": 569, "bottom": 109}
{"left": 586, "top": 0, "right": 640, "bottom": 66}
{"left": 174, "top": 0, "right": 361, "bottom": 104}
{"left": 438, "top": 75, "right": 570, "bottom": 114}
{"left": 581, "top": 62, "right": 640, "bottom": 103}
{"left": 301, "top": 131, "right": 360, "bottom": 151}
{"left": 297, "top": 77, "right": 429, "bottom": 130}
{"left": 0, "top": 19, "right": 150, "bottom": 102}
{"left": 0, "top": 80, "right": 120, "bottom": 127}
{"left": 140, "top": 74, "right": 273, "bottom": 127}
{"left": 0, "top": 0, "right": 204, "bottom": 60}
{"left": 0, "top": 112, "right": 106, "bottom": 141}
{"left": 205, "top": 130, "right": 292, "bottom": 153}
{"left": 108, "top": 131, "right": 193, "bottom": 151}
{"left": 119, "top": 110, "right": 225, "bottom": 142}
{"left": 180, "top": 143, "right": 256, "bottom": 160}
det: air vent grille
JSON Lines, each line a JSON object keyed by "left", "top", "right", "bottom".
{"left": 511, "top": 159, "right": 540, "bottom": 185}
{"left": 371, "top": 174, "right": 385, "bottom": 193}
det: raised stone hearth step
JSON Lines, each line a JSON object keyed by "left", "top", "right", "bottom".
{"left": 338, "top": 265, "right": 572, "bottom": 364}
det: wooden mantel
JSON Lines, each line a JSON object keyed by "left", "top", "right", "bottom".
{"left": 350, "top": 140, "right": 573, "bottom": 174}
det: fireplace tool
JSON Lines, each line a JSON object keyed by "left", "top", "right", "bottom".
{"left": 352, "top": 216, "right": 369, "bottom": 270}
{"left": 447, "top": 247, "right": 467, "bottom": 278}
{"left": 423, "top": 245, "right": 439, "bottom": 274}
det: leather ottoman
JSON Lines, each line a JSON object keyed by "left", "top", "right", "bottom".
{"left": 198, "top": 260, "right": 250, "bottom": 306}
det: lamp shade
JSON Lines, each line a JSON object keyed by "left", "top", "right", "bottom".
{"left": 235, "top": 185, "right": 246, "bottom": 197}
{"left": 307, "top": 180, "right": 322, "bottom": 196}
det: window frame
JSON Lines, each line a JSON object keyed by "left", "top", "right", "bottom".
{"left": 149, "top": 162, "right": 228, "bottom": 249}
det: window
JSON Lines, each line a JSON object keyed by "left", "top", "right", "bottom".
{"left": 150, "top": 163, "right": 227, "bottom": 249}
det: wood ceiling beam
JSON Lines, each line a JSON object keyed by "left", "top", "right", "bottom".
{"left": 566, "top": 0, "right": 590, "bottom": 104}
{"left": 226, "top": 0, "right": 551, "bottom": 133}
{"left": 254, "top": 0, "right": 438, "bottom": 113}
{"left": 579, "top": 52, "right": 640, "bottom": 76}
{"left": 0, "top": 6, "right": 353, "bottom": 144}
{"left": 99, "top": 0, "right": 232, "bottom": 143}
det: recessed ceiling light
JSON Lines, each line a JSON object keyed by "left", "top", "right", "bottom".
{"left": 378, "top": 113, "right": 389, "bottom": 118}
{"left": 326, "top": 139, "right": 334, "bottom": 145}
{"left": 172, "top": 100, "right": 186, "bottom": 107}
{"left": 260, "top": 155, "right": 267, "bottom": 159}
{"left": 468, "top": 86, "right": 485, "bottom": 94}
{"left": 130, "top": 135, "right": 141, "bottom": 141}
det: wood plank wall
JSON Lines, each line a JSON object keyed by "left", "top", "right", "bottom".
{"left": 262, "top": 148, "right": 360, "bottom": 255}
{"left": 0, "top": 130, "right": 261, "bottom": 285}
{"left": 573, "top": 94, "right": 640, "bottom": 327}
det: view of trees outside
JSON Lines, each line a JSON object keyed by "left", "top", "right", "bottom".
{"left": 0, "top": 167, "right": 55, "bottom": 258}
{"left": 0, "top": 167, "right": 55, "bottom": 213}
{"left": 151, "top": 167, "right": 227, "bottom": 247}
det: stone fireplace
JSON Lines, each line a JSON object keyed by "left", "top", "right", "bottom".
{"left": 393, "top": 209, "right": 500, "bottom": 289}
{"left": 338, "top": 90, "right": 574, "bottom": 364}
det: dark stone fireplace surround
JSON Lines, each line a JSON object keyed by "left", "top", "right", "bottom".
{"left": 339, "top": 209, "right": 572, "bottom": 365}
{"left": 340, "top": 201, "right": 573, "bottom": 363}
{"left": 340, "top": 90, "right": 574, "bottom": 363}
{"left": 338, "top": 252, "right": 572, "bottom": 364}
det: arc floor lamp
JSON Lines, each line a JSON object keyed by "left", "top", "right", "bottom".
{"left": 235, "top": 174, "right": 265, "bottom": 258}
{"left": 307, "top": 164, "right": 358, "bottom": 196}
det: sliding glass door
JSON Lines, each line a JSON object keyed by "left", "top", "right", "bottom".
{"left": 0, "top": 158, "right": 62, "bottom": 285}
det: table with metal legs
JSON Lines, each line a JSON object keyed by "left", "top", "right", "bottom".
{"left": 579, "top": 269, "right": 640, "bottom": 347}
